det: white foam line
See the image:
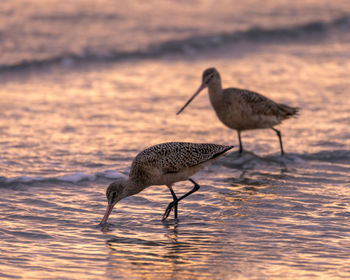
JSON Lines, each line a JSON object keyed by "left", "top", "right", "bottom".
{"left": 3, "top": 170, "right": 125, "bottom": 185}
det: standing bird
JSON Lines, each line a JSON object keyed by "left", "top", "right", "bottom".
{"left": 177, "top": 68, "right": 299, "bottom": 155}
{"left": 100, "top": 142, "right": 233, "bottom": 224}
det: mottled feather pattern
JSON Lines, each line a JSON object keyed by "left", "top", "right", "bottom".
{"left": 229, "top": 88, "right": 299, "bottom": 119}
{"left": 129, "top": 142, "right": 233, "bottom": 183}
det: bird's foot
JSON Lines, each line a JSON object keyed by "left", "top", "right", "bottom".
{"left": 162, "top": 201, "right": 177, "bottom": 221}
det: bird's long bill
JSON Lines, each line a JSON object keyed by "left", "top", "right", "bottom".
{"left": 99, "top": 203, "right": 114, "bottom": 225}
{"left": 176, "top": 82, "right": 207, "bottom": 115}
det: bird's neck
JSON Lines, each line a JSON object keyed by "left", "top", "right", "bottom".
{"left": 122, "top": 178, "right": 147, "bottom": 199}
{"left": 207, "top": 80, "right": 223, "bottom": 108}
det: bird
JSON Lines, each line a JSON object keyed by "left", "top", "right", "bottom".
{"left": 177, "top": 68, "right": 299, "bottom": 155}
{"left": 99, "top": 142, "right": 234, "bottom": 224}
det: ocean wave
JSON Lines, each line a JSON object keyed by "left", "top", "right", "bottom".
{"left": 1, "top": 149, "right": 349, "bottom": 187}
{"left": 0, "top": 170, "right": 125, "bottom": 187}
{"left": 1, "top": 15, "right": 349, "bottom": 72}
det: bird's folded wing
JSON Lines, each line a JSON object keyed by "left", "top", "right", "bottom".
{"left": 132, "top": 142, "right": 231, "bottom": 175}
{"left": 225, "top": 88, "right": 296, "bottom": 117}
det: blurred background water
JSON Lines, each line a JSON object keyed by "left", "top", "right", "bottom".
{"left": 1, "top": 1, "right": 350, "bottom": 279}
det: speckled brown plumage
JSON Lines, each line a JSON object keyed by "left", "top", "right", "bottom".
{"left": 217, "top": 87, "right": 299, "bottom": 130}
{"left": 177, "top": 67, "right": 299, "bottom": 155}
{"left": 129, "top": 142, "right": 233, "bottom": 186}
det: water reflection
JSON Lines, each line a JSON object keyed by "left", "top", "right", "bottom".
{"left": 104, "top": 220, "right": 224, "bottom": 280}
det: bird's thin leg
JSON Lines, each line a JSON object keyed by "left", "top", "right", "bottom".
{"left": 237, "top": 130, "right": 243, "bottom": 153}
{"left": 169, "top": 186, "right": 178, "bottom": 219}
{"left": 162, "top": 179, "right": 201, "bottom": 221}
{"left": 176, "top": 179, "right": 200, "bottom": 202}
{"left": 162, "top": 185, "right": 178, "bottom": 221}
{"left": 272, "top": 128, "right": 284, "bottom": 156}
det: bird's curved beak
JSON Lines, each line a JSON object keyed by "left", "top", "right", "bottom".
{"left": 99, "top": 203, "right": 114, "bottom": 225}
{"left": 176, "top": 82, "right": 207, "bottom": 115}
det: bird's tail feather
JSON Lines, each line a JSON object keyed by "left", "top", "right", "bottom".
{"left": 278, "top": 103, "right": 300, "bottom": 119}
{"left": 211, "top": 145, "right": 235, "bottom": 160}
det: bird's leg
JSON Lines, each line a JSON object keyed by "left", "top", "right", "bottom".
{"left": 272, "top": 128, "right": 284, "bottom": 156}
{"left": 237, "top": 130, "right": 243, "bottom": 153}
{"left": 162, "top": 179, "right": 201, "bottom": 221}
{"left": 162, "top": 185, "right": 178, "bottom": 221}
{"left": 176, "top": 179, "right": 200, "bottom": 202}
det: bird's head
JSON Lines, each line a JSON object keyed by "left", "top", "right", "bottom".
{"left": 176, "top": 67, "right": 221, "bottom": 115}
{"left": 202, "top": 67, "right": 221, "bottom": 86}
{"left": 100, "top": 178, "right": 127, "bottom": 225}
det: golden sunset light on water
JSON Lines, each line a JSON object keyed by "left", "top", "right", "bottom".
{"left": 1, "top": 1, "right": 350, "bottom": 279}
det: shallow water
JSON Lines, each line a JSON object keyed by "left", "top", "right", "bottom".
{"left": 1, "top": 1, "right": 350, "bottom": 279}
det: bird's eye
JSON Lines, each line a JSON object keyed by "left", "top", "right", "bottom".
{"left": 206, "top": 74, "right": 214, "bottom": 83}
{"left": 111, "top": 192, "right": 116, "bottom": 201}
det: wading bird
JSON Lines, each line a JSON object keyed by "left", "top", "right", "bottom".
{"left": 177, "top": 68, "right": 299, "bottom": 155}
{"left": 100, "top": 142, "right": 233, "bottom": 224}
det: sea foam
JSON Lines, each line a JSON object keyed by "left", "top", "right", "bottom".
{"left": 0, "top": 170, "right": 125, "bottom": 186}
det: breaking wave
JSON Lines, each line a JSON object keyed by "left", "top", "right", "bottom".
{"left": 1, "top": 15, "right": 349, "bottom": 72}
{"left": 0, "top": 170, "right": 125, "bottom": 187}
